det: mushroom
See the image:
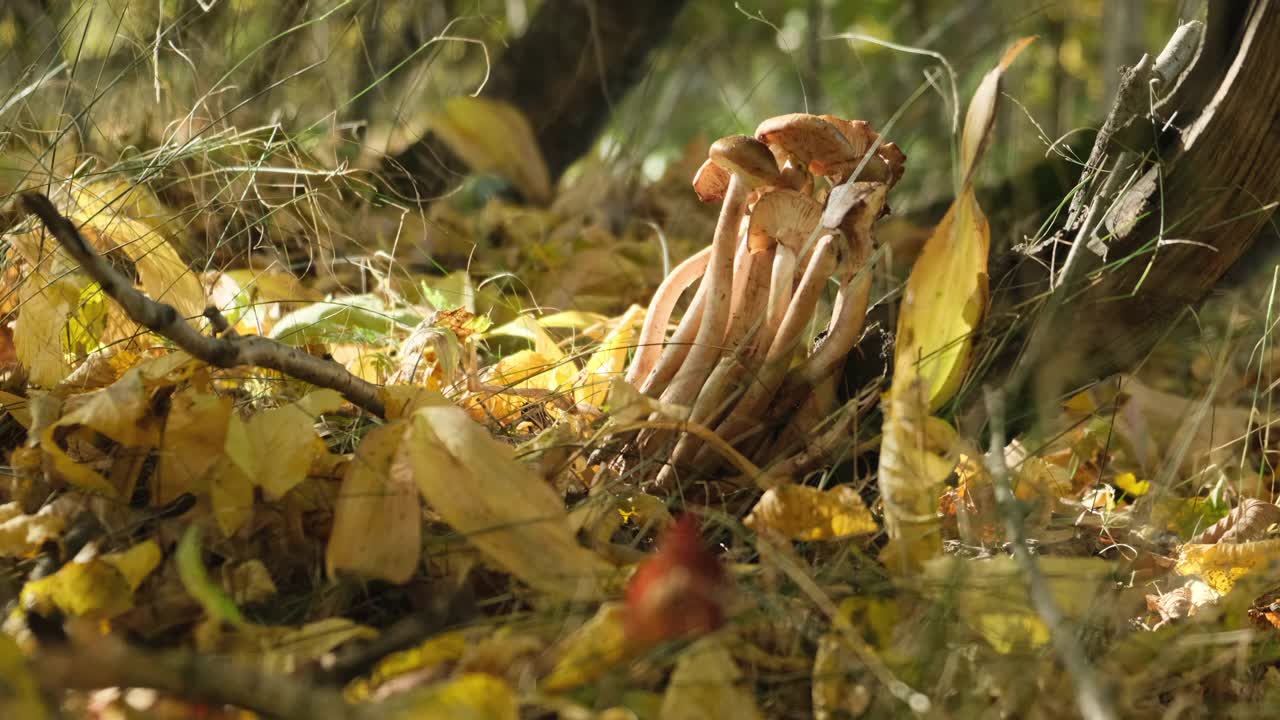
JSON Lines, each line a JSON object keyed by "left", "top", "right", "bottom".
{"left": 626, "top": 245, "right": 712, "bottom": 385}
{"left": 755, "top": 113, "right": 857, "bottom": 179}
{"left": 657, "top": 135, "right": 780, "bottom": 409}
{"left": 748, "top": 188, "right": 823, "bottom": 342}
{"left": 681, "top": 233, "right": 841, "bottom": 481}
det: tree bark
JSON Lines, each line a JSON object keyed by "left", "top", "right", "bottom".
{"left": 982, "top": 0, "right": 1280, "bottom": 427}
{"left": 387, "top": 0, "right": 688, "bottom": 203}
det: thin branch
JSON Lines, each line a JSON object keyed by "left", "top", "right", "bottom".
{"left": 33, "top": 625, "right": 366, "bottom": 720}
{"left": 982, "top": 386, "right": 1116, "bottom": 720}
{"left": 18, "top": 192, "right": 386, "bottom": 418}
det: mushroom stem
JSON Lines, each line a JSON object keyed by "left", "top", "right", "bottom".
{"left": 656, "top": 174, "right": 750, "bottom": 407}
{"left": 639, "top": 281, "right": 706, "bottom": 396}
{"left": 764, "top": 245, "right": 796, "bottom": 340}
{"left": 653, "top": 244, "right": 774, "bottom": 485}
{"left": 795, "top": 265, "right": 871, "bottom": 386}
{"left": 725, "top": 232, "right": 754, "bottom": 344}
{"left": 688, "top": 234, "right": 838, "bottom": 477}
{"left": 626, "top": 246, "right": 712, "bottom": 385}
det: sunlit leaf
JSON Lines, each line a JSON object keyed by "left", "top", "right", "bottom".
{"left": 155, "top": 390, "right": 234, "bottom": 503}
{"left": 879, "top": 40, "right": 1031, "bottom": 571}
{"left": 659, "top": 636, "right": 763, "bottom": 720}
{"left": 427, "top": 96, "right": 552, "bottom": 204}
{"left": 573, "top": 304, "right": 645, "bottom": 408}
{"left": 270, "top": 294, "right": 420, "bottom": 346}
{"left": 327, "top": 421, "right": 421, "bottom": 584}
{"left": 347, "top": 630, "right": 471, "bottom": 702}
{"left": 21, "top": 540, "right": 161, "bottom": 619}
{"left": 1176, "top": 539, "right": 1280, "bottom": 594}
{"left": 391, "top": 672, "right": 519, "bottom": 720}
{"left": 745, "top": 484, "right": 878, "bottom": 540}
{"left": 892, "top": 38, "right": 1031, "bottom": 409}
{"left": 398, "top": 403, "right": 614, "bottom": 598}
{"left": 543, "top": 602, "right": 630, "bottom": 692}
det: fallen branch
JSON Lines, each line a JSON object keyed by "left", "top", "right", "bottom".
{"left": 33, "top": 624, "right": 364, "bottom": 720}
{"left": 18, "top": 192, "right": 386, "bottom": 418}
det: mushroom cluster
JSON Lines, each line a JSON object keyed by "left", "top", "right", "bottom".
{"left": 619, "top": 113, "right": 905, "bottom": 488}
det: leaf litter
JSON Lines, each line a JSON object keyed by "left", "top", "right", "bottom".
{"left": 3, "top": 40, "right": 1280, "bottom": 720}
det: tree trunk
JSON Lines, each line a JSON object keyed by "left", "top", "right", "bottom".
{"left": 387, "top": 0, "right": 688, "bottom": 203}
{"left": 981, "top": 0, "right": 1280, "bottom": 427}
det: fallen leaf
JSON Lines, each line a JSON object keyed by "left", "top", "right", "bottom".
{"left": 426, "top": 96, "right": 552, "bottom": 204}
{"left": 399, "top": 403, "right": 614, "bottom": 598}
{"left": 391, "top": 672, "right": 519, "bottom": 720}
{"left": 326, "top": 421, "right": 422, "bottom": 584}
{"left": 542, "top": 602, "right": 630, "bottom": 692}
{"left": 21, "top": 540, "right": 161, "bottom": 619}
{"left": 659, "top": 636, "right": 763, "bottom": 720}
{"left": 244, "top": 389, "right": 344, "bottom": 499}
{"left": 745, "top": 484, "right": 878, "bottom": 540}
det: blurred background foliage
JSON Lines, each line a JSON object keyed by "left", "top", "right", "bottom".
{"left": 0, "top": 1, "right": 1199, "bottom": 299}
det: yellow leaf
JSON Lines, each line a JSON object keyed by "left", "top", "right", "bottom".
{"left": 399, "top": 403, "right": 614, "bottom": 598}
{"left": 155, "top": 390, "right": 233, "bottom": 503}
{"left": 537, "top": 310, "right": 611, "bottom": 334}
{"left": 21, "top": 540, "right": 161, "bottom": 619}
{"left": 877, "top": 380, "right": 956, "bottom": 572}
{"left": 543, "top": 602, "right": 630, "bottom": 692}
{"left": 659, "top": 636, "right": 763, "bottom": 720}
{"left": 925, "top": 555, "right": 1110, "bottom": 653}
{"left": 40, "top": 368, "right": 162, "bottom": 497}
{"left": 745, "top": 484, "right": 878, "bottom": 540}
{"left": 574, "top": 305, "right": 644, "bottom": 408}
{"left": 245, "top": 390, "right": 343, "bottom": 499}
{"left": 893, "top": 38, "right": 1032, "bottom": 409}
{"left": 0, "top": 390, "right": 33, "bottom": 428}
{"left": 326, "top": 421, "right": 421, "bottom": 584}
{"left": 72, "top": 179, "right": 205, "bottom": 319}
{"left": 427, "top": 96, "right": 552, "bottom": 203}
{"left": 14, "top": 272, "right": 78, "bottom": 386}
{"left": 380, "top": 384, "right": 451, "bottom": 420}
{"left": 347, "top": 630, "right": 470, "bottom": 702}
{"left": 812, "top": 633, "right": 872, "bottom": 720}
{"left": 390, "top": 673, "right": 518, "bottom": 720}
{"left": 1176, "top": 539, "right": 1280, "bottom": 594}
{"left": 1114, "top": 471, "right": 1150, "bottom": 497}
{"left": 471, "top": 349, "right": 577, "bottom": 422}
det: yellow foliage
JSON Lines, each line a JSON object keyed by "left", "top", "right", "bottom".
{"left": 543, "top": 602, "right": 630, "bottom": 692}
{"left": 21, "top": 540, "right": 161, "bottom": 619}
{"left": 745, "top": 484, "right": 878, "bottom": 541}
{"left": 1176, "top": 539, "right": 1280, "bottom": 594}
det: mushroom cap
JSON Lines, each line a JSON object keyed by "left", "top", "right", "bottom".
{"left": 822, "top": 181, "right": 888, "bottom": 271}
{"left": 747, "top": 187, "right": 823, "bottom": 253}
{"left": 691, "top": 158, "right": 730, "bottom": 202}
{"left": 709, "top": 134, "right": 782, "bottom": 187}
{"left": 754, "top": 113, "right": 857, "bottom": 177}
{"left": 818, "top": 115, "right": 880, "bottom": 155}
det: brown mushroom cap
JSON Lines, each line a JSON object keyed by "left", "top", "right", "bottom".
{"left": 818, "top": 115, "right": 880, "bottom": 155}
{"left": 691, "top": 158, "right": 730, "bottom": 202}
{"left": 747, "top": 187, "right": 823, "bottom": 253}
{"left": 755, "top": 113, "right": 857, "bottom": 178}
{"left": 709, "top": 134, "right": 783, "bottom": 187}
{"left": 822, "top": 181, "right": 888, "bottom": 260}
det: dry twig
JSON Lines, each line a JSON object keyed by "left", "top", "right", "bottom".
{"left": 17, "top": 192, "right": 386, "bottom": 418}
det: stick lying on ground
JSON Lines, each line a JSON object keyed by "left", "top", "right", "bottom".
{"left": 17, "top": 192, "right": 387, "bottom": 418}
